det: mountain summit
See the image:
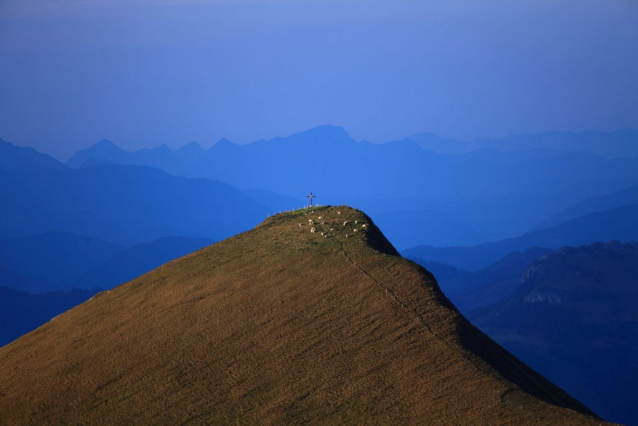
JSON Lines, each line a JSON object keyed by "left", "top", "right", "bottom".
{"left": 0, "top": 207, "right": 603, "bottom": 424}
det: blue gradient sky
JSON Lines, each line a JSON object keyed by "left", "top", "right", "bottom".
{"left": 1, "top": 0, "right": 637, "bottom": 160}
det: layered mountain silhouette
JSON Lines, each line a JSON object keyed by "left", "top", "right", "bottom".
{"left": 66, "top": 126, "right": 638, "bottom": 241}
{"left": 470, "top": 129, "right": 638, "bottom": 159}
{"left": 404, "top": 203, "right": 638, "bottom": 270}
{"left": 0, "top": 233, "right": 122, "bottom": 289}
{"left": 405, "top": 129, "right": 638, "bottom": 158}
{"left": 0, "top": 233, "right": 214, "bottom": 293}
{"left": 65, "top": 236, "right": 214, "bottom": 291}
{"left": 534, "top": 183, "right": 638, "bottom": 230}
{"left": 0, "top": 165, "right": 268, "bottom": 246}
{"left": 471, "top": 241, "right": 638, "bottom": 425}
{"left": 0, "top": 138, "right": 65, "bottom": 170}
{"left": 0, "top": 207, "right": 603, "bottom": 424}
{"left": 373, "top": 209, "right": 488, "bottom": 249}
{"left": 411, "top": 247, "right": 553, "bottom": 314}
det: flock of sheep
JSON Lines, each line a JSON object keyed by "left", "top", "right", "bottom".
{"left": 300, "top": 210, "right": 368, "bottom": 240}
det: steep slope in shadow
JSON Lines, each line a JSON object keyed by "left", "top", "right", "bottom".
{"left": 0, "top": 207, "right": 603, "bottom": 425}
{"left": 471, "top": 241, "right": 638, "bottom": 425}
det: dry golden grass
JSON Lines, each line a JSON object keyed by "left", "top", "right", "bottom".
{"left": 0, "top": 206, "right": 607, "bottom": 425}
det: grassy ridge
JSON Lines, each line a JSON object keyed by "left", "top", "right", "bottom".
{"left": 0, "top": 206, "right": 605, "bottom": 425}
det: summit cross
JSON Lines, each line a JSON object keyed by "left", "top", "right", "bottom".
{"left": 307, "top": 191, "right": 317, "bottom": 207}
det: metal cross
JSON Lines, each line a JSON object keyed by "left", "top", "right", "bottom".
{"left": 307, "top": 191, "right": 316, "bottom": 207}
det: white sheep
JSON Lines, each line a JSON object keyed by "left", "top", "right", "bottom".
{"left": 318, "top": 216, "right": 322, "bottom": 220}
{"left": 353, "top": 229, "right": 359, "bottom": 233}
{"left": 330, "top": 228, "right": 335, "bottom": 231}
{"left": 345, "top": 234, "right": 350, "bottom": 238}
{"left": 361, "top": 224, "right": 368, "bottom": 229}
{"left": 310, "top": 227, "right": 316, "bottom": 234}
{"left": 343, "top": 221, "right": 349, "bottom": 226}
{"left": 337, "top": 211, "right": 341, "bottom": 215}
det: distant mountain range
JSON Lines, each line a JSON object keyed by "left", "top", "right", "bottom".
{"left": 0, "top": 233, "right": 122, "bottom": 289}
{"left": 67, "top": 127, "right": 638, "bottom": 203}
{"left": 66, "top": 236, "right": 213, "bottom": 290}
{"left": 0, "top": 138, "right": 65, "bottom": 170}
{"left": 372, "top": 209, "right": 488, "bottom": 250}
{"left": 411, "top": 247, "right": 553, "bottom": 314}
{"left": 0, "top": 233, "right": 214, "bottom": 293}
{"left": 470, "top": 129, "right": 638, "bottom": 159}
{"left": 403, "top": 203, "right": 638, "bottom": 270}
{"left": 407, "top": 128, "right": 638, "bottom": 158}
{"left": 470, "top": 241, "right": 638, "bottom": 425}
{"left": 62, "top": 126, "right": 638, "bottom": 242}
{"left": 0, "top": 165, "right": 268, "bottom": 246}
{"left": 534, "top": 184, "right": 638, "bottom": 230}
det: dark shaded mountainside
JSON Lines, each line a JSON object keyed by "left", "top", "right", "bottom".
{"left": 413, "top": 248, "right": 554, "bottom": 314}
{"left": 471, "top": 241, "right": 638, "bottom": 426}
{"left": 0, "top": 207, "right": 604, "bottom": 425}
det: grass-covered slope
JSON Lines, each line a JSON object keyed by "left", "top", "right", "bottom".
{"left": 0, "top": 207, "right": 603, "bottom": 425}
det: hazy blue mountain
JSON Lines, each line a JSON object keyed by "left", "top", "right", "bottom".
{"left": 534, "top": 184, "right": 638, "bottom": 230}
{"left": 68, "top": 139, "right": 208, "bottom": 177}
{"left": 470, "top": 241, "right": 638, "bottom": 425}
{"left": 0, "top": 262, "right": 55, "bottom": 294}
{"left": 409, "top": 259, "right": 466, "bottom": 282}
{"left": 404, "top": 133, "right": 470, "bottom": 155}
{"left": 346, "top": 179, "right": 623, "bottom": 242}
{"left": 403, "top": 204, "right": 638, "bottom": 270}
{"left": 64, "top": 126, "right": 638, "bottom": 242}
{"left": 472, "top": 128, "right": 638, "bottom": 158}
{"left": 0, "top": 138, "right": 66, "bottom": 170}
{"left": 411, "top": 247, "right": 552, "bottom": 314}
{"left": 66, "top": 237, "right": 214, "bottom": 290}
{"left": 0, "top": 233, "right": 122, "bottom": 288}
{"left": 0, "top": 287, "right": 98, "bottom": 347}
{"left": 372, "top": 209, "right": 488, "bottom": 250}
{"left": 408, "top": 128, "right": 638, "bottom": 158}
{"left": 67, "top": 139, "right": 128, "bottom": 167}
{"left": 65, "top": 127, "right": 638, "bottom": 201}
{"left": 0, "top": 165, "right": 269, "bottom": 246}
